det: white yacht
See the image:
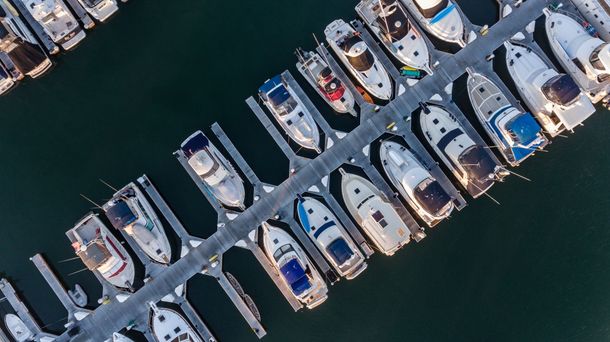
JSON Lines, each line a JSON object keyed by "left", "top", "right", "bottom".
{"left": 296, "top": 196, "right": 367, "bottom": 280}
{"left": 66, "top": 213, "right": 135, "bottom": 290}
{"left": 0, "top": 63, "right": 15, "bottom": 95}
{"left": 325, "top": 19, "right": 393, "bottom": 100}
{"left": 403, "top": 0, "right": 466, "bottom": 46}
{"left": 77, "top": 0, "right": 118, "bottom": 22}
{"left": 4, "top": 314, "right": 33, "bottom": 342}
{"left": 340, "top": 170, "right": 410, "bottom": 256}
{"left": 258, "top": 74, "right": 321, "bottom": 152}
{"left": 419, "top": 104, "right": 502, "bottom": 198}
{"left": 295, "top": 48, "right": 356, "bottom": 115}
{"left": 180, "top": 130, "right": 246, "bottom": 209}
{"left": 262, "top": 222, "right": 328, "bottom": 309}
{"left": 466, "top": 71, "right": 548, "bottom": 166}
{"left": 544, "top": 9, "right": 610, "bottom": 104}
{"left": 356, "top": 0, "right": 432, "bottom": 73}
{"left": 0, "top": 4, "right": 52, "bottom": 78}
{"left": 149, "top": 303, "right": 203, "bottom": 342}
{"left": 504, "top": 42, "right": 596, "bottom": 137}
{"left": 571, "top": 0, "right": 610, "bottom": 42}
{"left": 379, "top": 141, "right": 453, "bottom": 227}
{"left": 103, "top": 183, "right": 172, "bottom": 264}
{"left": 23, "top": 0, "right": 86, "bottom": 50}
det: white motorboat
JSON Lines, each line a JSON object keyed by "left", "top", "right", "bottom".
{"left": 296, "top": 196, "right": 367, "bottom": 280}
{"left": 570, "top": 0, "right": 610, "bottom": 42}
{"left": 544, "top": 9, "right": 610, "bottom": 104}
{"left": 0, "top": 3, "right": 52, "bottom": 78}
{"left": 419, "top": 104, "right": 502, "bottom": 198}
{"left": 180, "top": 130, "right": 246, "bottom": 208}
{"left": 67, "top": 213, "right": 135, "bottom": 290}
{"left": 325, "top": 19, "right": 393, "bottom": 100}
{"left": 262, "top": 222, "right": 328, "bottom": 309}
{"left": 504, "top": 41, "right": 596, "bottom": 137}
{"left": 23, "top": 0, "right": 86, "bottom": 50}
{"left": 4, "top": 314, "right": 33, "bottom": 342}
{"left": 77, "top": 0, "right": 118, "bottom": 22}
{"left": 340, "top": 169, "right": 410, "bottom": 255}
{"left": 403, "top": 0, "right": 466, "bottom": 46}
{"left": 149, "top": 303, "right": 203, "bottom": 342}
{"left": 103, "top": 182, "right": 172, "bottom": 264}
{"left": 258, "top": 74, "right": 321, "bottom": 152}
{"left": 466, "top": 71, "right": 548, "bottom": 166}
{"left": 379, "top": 141, "right": 453, "bottom": 226}
{"left": 295, "top": 48, "right": 356, "bottom": 115}
{"left": 356, "top": 0, "right": 432, "bottom": 72}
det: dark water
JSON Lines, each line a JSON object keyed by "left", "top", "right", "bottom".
{"left": 0, "top": 1, "right": 609, "bottom": 341}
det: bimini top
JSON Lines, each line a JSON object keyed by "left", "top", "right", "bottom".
{"left": 105, "top": 200, "right": 137, "bottom": 230}
{"left": 280, "top": 259, "right": 311, "bottom": 295}
{"left": 326, "top": 238, "right": 354, "bottom": 265}
{"left": 414, "top": 179, "right": 451, "bottom": 215}
{"left": 180, "top": 131, "right": 209, "bottom": 158}
{"left": 458, "top": 145, "right": 496, "bottom": 191}
{"left": 78, "top": 241, "right": 111, "bottom": 270}
{"left": 377, "top": 3, "right": 411, "bottom": 41}
{"left": 541, "top": 74, "right": 580, "bottom": 106}
{"left": 507, "top": 113, "right": 541, "bottom": 146}
{"left": 340, "top": 36, "right": 375, "bottom": 71}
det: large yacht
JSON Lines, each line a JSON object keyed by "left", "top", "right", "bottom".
{"left": 419, "top": 104, "right": 502, "bottom": 198}
{"left": 0, "top": 4, "right": 52, "bottom": 78}
{"left": 77, "top": 0, "right": 118, "bottom": 22}
{"left": 570, "top": 0, "right": 610, "bottom": 42}
{"left": 356, "top": 0, "right": 432, "bottom": 73}
{"left": 23, "top": 0, "right": 86, "bottom": 50}
{"left": 259, "top": 74, "right": 321, "bottom": 152}
{"left": 4, "top": 314, "right": 33, "bottom": 342}
{"left": 325, "top": 19, "right": 393, "bottom": 100}
{"left": 296, "top": 196, "right": 367, "bottom": 280}
{"left": 379, "top": 141, "right": 453, "bottom": 227}
{"left": 504, "top": 42, "right": 596, "bottom": 137}
{"left": 0, "top": 63, "right": 15, "bottom": 94}
{"left": 66, "top": 213, "right": 135, "bottom": 290}
{"left": 295, "top": 48, "right": 356, "bottom": 115}
{"left": 340, "top": 170, "right": 410, "bottom": 256}
{"left": 103, "top": 183, "right": 172, "bottom": 264}
{"left": 544, "top": 9, "right": 610, "bottom": 104}
{"left": 262, "top": 222, "right": 328, "bottom": 309}
{"left": 149, "top": 303, "right": 203, "bottom": 342}
{"left": 180, "top": 130, "right": 246, "bottom": 209}
{"left": 466, "top": 71, "right": 548, "bottom": 166}
{"left": 403, "top": 0, "right": 466, "bottom": 46}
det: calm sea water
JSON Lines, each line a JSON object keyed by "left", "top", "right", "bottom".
{"left": 0, "top": 1, "right": 609, "bottom": 341}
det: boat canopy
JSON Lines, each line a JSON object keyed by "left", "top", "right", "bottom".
{"left": 541, "top": 74, "right": 580, "bottom": 106}
{"left": 377, "top": 3, "right": 410, "bottom": 41}
{"left": 415, "top": 0, "right": 449, "bottom": 19}
{"left": 181, "top": 132, "right": 209, "bottom": 158}
{"left": 105, "top": 200, "right": 137, "bottom": 230}
{"left": 413, "top": 179, "right": 451, "bottom": 215}
{"left": 507, "top": 113, "right": 541, "bottom": 146}
{"left": 346, "top": 47, "right": 375, "bottom": 72}
{"left": 77, "top": 241, "right": 111, "bottom": 270}
{"left": 280, "top": 259, "right": 311, "bottom": 295}
{"left": 458, "top": 145, "right": 496, "bottom": 182}
{"left": 326, "top": 238, "right": 354, "bottom": 265}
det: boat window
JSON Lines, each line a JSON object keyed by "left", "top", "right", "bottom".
{"left": 376, "top": 3, "right": 411, "bottom": 41}
{"left": 82, "top": 0, "right": 103, "bottom": 6}
{"left": 414, "top": 0, "right": 449, "bottom": 19}
{"left": 598, "top": 73, "right": 610, "bottom": 82}
{"left": 372, "top": 210, "right": 384, "bottom": 222}
{"left": 413, "top": 178, "right": 452, "bottom": 215}
{"left": 590, "top": 43, "right": 608, "bottom": 70}
{"left": 356, "top": 195, "right": 375, "bottom": 210}
{"left": 273, "top": 244, "right": 295, "bottom": 262}
{"left": 541, "top": 74, "right": 580, "bottom": 106}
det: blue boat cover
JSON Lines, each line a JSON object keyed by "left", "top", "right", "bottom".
{"left": 430, "top": 3, "right": 455, "bottom": 25}
{"left": 508, "top": 113, "right": 541, "bottom": 146}
{"left": 326, "top": 238, "right": 354, "bottom": 265}
{"left": 105, "top": 200, "right": 137, "bottom": 230}
{"left": 181, "top": 132, "right": 209, "bottom": 158}
{"left": 297, "top": 200, "right": 311, "bottom": 233}
{"left": 259, "top": 75, "right": 291, "bottom": 107}
{"left": 280, "top": 259, "right": 311, "bottom": 295}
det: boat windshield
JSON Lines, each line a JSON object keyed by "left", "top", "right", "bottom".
{"left": 458, "top": 145, "right": 496, "bottom": 181}
{"left": 82, "top": 0, "right": 103, "bottom": 7}
{"left": 77, "top": 241, "right": 112, "bottom": 270}
{"left": 413, "top": 178, "right": 452, "bottom": 215}
{"left": 541, "top": 74, "right": 580, "bottom": 106}
{"left": 371, "top": 210, "right": 389, "bottom": 228}
{"left": 268, "top": 85, "right": 298, "bottom": 115}
{"left": 170, "top": 333, "right": 194, "bottom": 342}
{"left": 590, "top": 43, "right": 608, "bottom": 71}
{"left": 376, "top": 4, "right": 411, "bottom": 41}
{"left": 415, "top": 0, "right": 449, "bottom": 18}
{"left": 325, "top": 238, "right": 354, "bottom": 265}
{"left": 272, "top": 244, "right": 294, "bottom": 262}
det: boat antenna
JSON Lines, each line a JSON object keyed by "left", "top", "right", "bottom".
{"left": 377, "top": 0, "right": 393, "bottom": 43}
{"left": 99, "top": 178, "right": 118, "bottom": 192}
{"left": 80, "top": 194, "right": 104, "bottom": 211}
{"left": 503, "top": 168, "right": 532, "bottom": 182}
{"left": 312, "top": 33, "right": 331, "bottom": 66}
{"left": 58, "top": 256, "right": 81, "bottom": 263}
{"left": 68, "top": 267, "right": 90, "bottom": 276}
{"left": 295, "top": 48, "right": 319, "bottom": 85}
{"left": 469, "top": 181, "right": 501, "bottom": 205}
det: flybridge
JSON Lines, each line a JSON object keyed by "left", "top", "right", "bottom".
{"left": 1, "top": 0, "right": 602, "bottom": 341}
